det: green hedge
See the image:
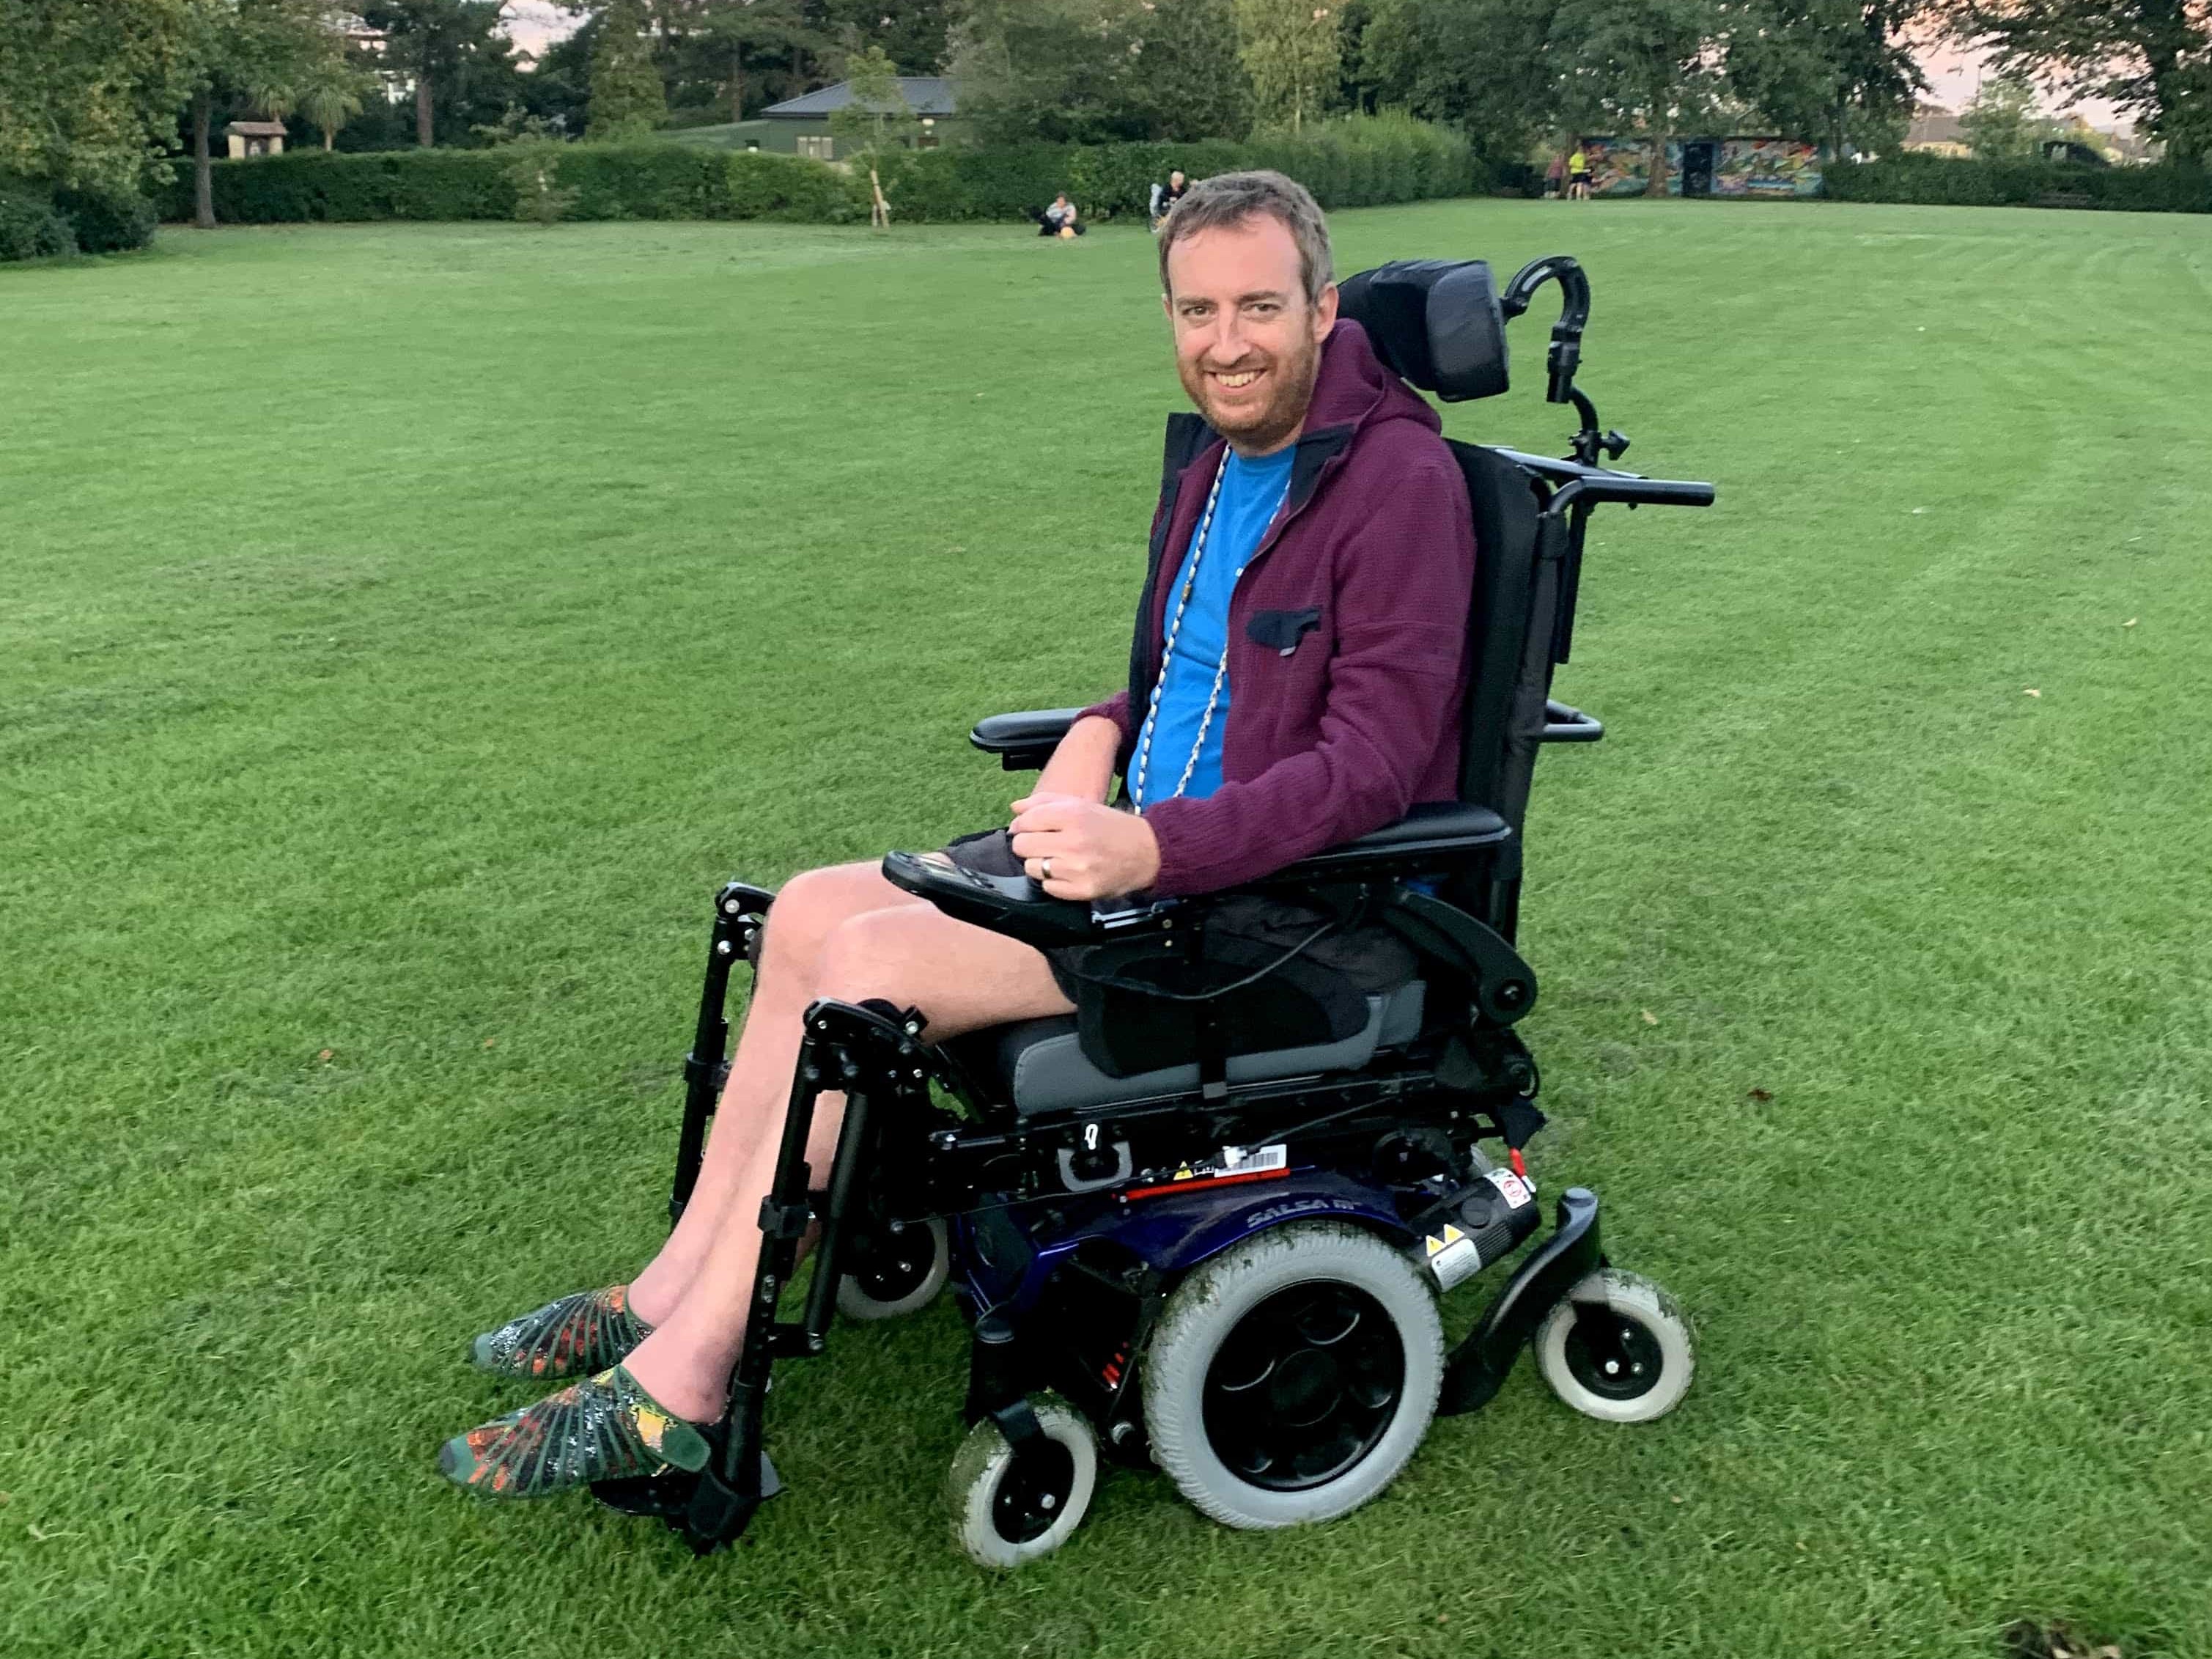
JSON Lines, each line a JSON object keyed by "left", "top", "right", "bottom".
{"left": 156, "top": 118, "right": 1483, "bottom": 228}
{"left": 1824, "top": 152, "right": 2212, "bottom": 213}
{"left": 1, "top": 190, "right": 78, "bottom": 260}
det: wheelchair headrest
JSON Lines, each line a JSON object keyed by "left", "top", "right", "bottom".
{"left": 1336, "top": 260, "right": 1509, "bottom": 403}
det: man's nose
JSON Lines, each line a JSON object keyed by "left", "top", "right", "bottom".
{"left": 1202, "top": 312, "right": 1250, "bottom": 364}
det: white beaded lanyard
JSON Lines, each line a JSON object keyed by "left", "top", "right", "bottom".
{"left": 1132, "top": 449, "right": 1291, "bottom": 811}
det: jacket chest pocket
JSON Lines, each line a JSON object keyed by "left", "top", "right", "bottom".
{"left": 1246, "top": 607, "right": 1324, "bottom": 657}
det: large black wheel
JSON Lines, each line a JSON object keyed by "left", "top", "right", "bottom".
{"left": 1142, "top": 1222, "right": 1443, "bottom": 1530}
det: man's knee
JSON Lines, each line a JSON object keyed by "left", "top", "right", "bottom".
{"left": 759, "top": 862, "right": 891, "bottom": 976}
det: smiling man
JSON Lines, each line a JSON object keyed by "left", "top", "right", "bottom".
{"left": 437, "top": 170, "right": 1476, "bottom": 1501}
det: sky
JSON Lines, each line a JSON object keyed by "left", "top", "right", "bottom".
{"left": 495, "top": 9, "right": 2131, "bottom": 132}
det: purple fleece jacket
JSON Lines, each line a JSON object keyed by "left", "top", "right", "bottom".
{"left": 1080, "top": 319, "right": 1476, "bottom": 897}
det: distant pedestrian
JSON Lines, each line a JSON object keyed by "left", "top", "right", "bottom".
{"left": 1544, "top": 152, "right": 1565, "bottom": 199}
{"left": 1150, "top": 168, "right": 1191, "bottom": 227}
{"left": 1036, "top": 193, "right": 1086, "bottom": 238}
{"left": 1568, "top": 144, "right": 1591, "bottom": 202}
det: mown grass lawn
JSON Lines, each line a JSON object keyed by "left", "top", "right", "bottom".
{"left": 3, "top": 200, "right": 2209, "bottom": 1659}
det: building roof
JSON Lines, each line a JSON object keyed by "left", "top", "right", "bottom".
{"left": 226, "top": 120, "right": 291, "bottom": 136}
{"left": 761, "top": 76, "right": 957, "bottom": 119}
{"left": 1906, "top": 114, "right": 1965, "bottom": 147}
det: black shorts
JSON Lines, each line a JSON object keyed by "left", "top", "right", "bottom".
{"left": 1571, "top": 172, "right": 1592, "bottom": 185}
{"left": 940, "top": 827, "right": 1415, "bottom": 1002}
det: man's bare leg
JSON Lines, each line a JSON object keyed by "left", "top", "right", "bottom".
{"left": 622, "top": 902, "right": 1074, "bottom": 1421}
{"left": 628, "top": 861, "right": 925, "bottom": 1323}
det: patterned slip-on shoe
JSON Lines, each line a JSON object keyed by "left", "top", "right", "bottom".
{"left": 438, "top": 1366, "right": 711, "bottom": 1499}
{"left": 469, "top": 1285, "right": 652, "bottom": 1380}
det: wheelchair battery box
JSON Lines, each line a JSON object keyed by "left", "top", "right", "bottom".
{"left": 1420, "top": 1168, "right": 1540, "bottom": 1292}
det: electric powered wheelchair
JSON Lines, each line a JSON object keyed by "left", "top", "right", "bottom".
{"left": 593, "top": 254, "right": 1717, "bottom": 1566}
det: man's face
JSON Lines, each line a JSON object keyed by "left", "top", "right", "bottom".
{"left": 1170, "top": 171, "right": 1184, "bottom": 186}
{"left": 1163, "top": 214, "right": 1338, "bottom": 455}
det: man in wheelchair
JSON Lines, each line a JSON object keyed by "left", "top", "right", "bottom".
{"left": 438, "top": 172, "right": 1714, "bottom": 1567}
{"left": 442, "top": 166, "right": 1475, "bottom": 1494}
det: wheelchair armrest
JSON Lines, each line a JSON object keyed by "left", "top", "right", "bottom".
{"left": 1265, "top": 801, "right": 1513, "bottom": 882}
{"left": 970, "top": 708, "right": 1083, "bottom": 772}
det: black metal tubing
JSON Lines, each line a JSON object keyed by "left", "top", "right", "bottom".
{"left": 1540, "top": 699, "right": 1604, "bottom": 743}
{"left": 671, "top": 882, "right": 775, "bottom": 1225}
{"left": 1437, "top": 1186, "right": 1602, "bottom": 1416}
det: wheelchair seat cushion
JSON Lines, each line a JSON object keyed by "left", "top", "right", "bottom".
{"left": 982, "top": 981, "right": 1426, "bottom": 1117}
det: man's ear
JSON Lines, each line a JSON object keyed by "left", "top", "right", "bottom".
{"left": 1312, "top": 280, "right": 1340, "bottom": 338}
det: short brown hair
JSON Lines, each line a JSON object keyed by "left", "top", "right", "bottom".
{"left": 1156, "top": 170, "right": 1333, "bottom": 304}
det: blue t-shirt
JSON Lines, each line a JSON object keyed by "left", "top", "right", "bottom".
{"left": 1132, "top": 446, "right": 1296, "bottom": 809}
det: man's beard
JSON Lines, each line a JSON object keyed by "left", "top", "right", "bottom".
{"left": 1181, "top": 327, "right": 1323, "bottom": 453}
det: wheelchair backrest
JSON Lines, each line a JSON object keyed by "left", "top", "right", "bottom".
{"left": 1338, "top": 263, "right": 1555, "bottom": 839}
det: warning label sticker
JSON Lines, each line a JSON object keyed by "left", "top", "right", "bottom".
{"left": 1487, "top": 1169, "right": 1534, "bottom": 1209}
{"left": 1423, "top": 1225, "right": 1482, "bottom": 1291}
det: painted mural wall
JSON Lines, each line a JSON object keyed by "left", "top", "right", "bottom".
{"left": 1579, "top": 137, "right": 1824, "bottom": 197}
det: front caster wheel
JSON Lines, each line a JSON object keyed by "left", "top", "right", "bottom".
{"left": 945, "top": 1396, "right": 1097, "bottom": 1569}
{"left": 1533, "top": 1268, "right": 1695, "bottom": 1424}
{"left": 837, "top": 1218, "right": 949, "bottom": 1321}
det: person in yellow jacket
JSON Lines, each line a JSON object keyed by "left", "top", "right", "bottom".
{"left": 1568, "top": 144, "right": 1591, "bottom": 200}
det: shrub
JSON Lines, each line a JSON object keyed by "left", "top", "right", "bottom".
{"left": 0, "top": 191, "right": 77, "bottom": 260}
{"left": 1824, "top": 152, "right": 2212, "bottom": 214}
{"left": 52, "top": 184, "right": 158, "bottom": 252}
{"left": 152, "top": 118, "right": 1487, "bottom": 230}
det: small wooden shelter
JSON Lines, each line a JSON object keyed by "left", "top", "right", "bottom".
{"left": 225, "top": 121, "right": 288, "bottom": 159}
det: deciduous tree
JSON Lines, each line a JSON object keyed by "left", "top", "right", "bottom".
{"left": 1548, "top": 0, "right": 1730, "bottom": 195}
{"left": 588, "top": 0, "right": 669, "bottom": 136}
{"left": 0, "top": 0, "right": 195, "bottom": 193}
{"left": 1236, "top": 0, "right": 1343, "bottom": 132}
{"left": 1957, "top": 70, "right": 2060, "bottom": 158}
{"left": 180, "top": 0, "right": 348, "bottom": 227}
{"left": 360, "top": 1, "right": 509, "bottom": 147}
{"left": 1950, "top": 0, "right": 2211, "bottom": 163}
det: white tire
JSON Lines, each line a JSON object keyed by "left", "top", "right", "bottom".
{"left": 1143, "top": 1221, "right": 1443, "bottom": 1531}
{"left": 836, "top": 1218, "right": 949, "bottom": 1321}
{"left": 945, "top": 1396, "right": 1098, "bottom": 1570}
{"left": 1533, "top": 1268, "right": 1695, "bottom": 1424}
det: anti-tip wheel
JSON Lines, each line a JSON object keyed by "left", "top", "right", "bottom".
{"left": 1533, "top": 1268, "right": 1695, "bottom": 1424}
{"left": 945, "top": 1396, "right": 1098, "bottom": 1569}
{"left": 836, "top": 1218, "right": 950, "bottom": 1321}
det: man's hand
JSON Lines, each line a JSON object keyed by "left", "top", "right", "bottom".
{"left": 1009, "top": 796, "right": 1160, "bottom": 900}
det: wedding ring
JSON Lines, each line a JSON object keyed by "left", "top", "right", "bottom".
{"left": 1039, "top": 857, "right": 1053, "bottom": 883}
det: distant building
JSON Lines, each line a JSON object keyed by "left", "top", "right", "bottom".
{"left": 1905, "top": 108, "right": 1969, "bottom": 157}
{"left": 675, "top": 77, "right": 965, "bottom": 160}
{"left": 224, "top": 120, "right": 289, "bottom": 158}
{"left": 1575, "top": 136, "right": 1824, "bottom": 197}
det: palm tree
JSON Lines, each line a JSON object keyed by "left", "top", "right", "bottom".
{"left": 295, "top": 60, "right": 370, "bottom": 150}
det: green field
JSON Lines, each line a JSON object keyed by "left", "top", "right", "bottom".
{"left": 4, "top": 202, "right": 2210, "bottom": 1659}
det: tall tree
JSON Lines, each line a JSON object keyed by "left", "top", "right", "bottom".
{"left": 360, "top": 1, "right": 508, "bottom": 147}
{"left": 1950, "top": 0, "right": 2211, "bottom": 163}
{"left": 180, "top": 0, "right": 348, "bottom": 227}
{"left": 588, "top": 0, "right": 668, "bottom": 134}
{"left": 1235, "top": 0, "right": 1345, "bottom": 131}
{"left": 1724, "top": 0, "right": 1927, "bottom": 158}
{"left": 0, "top": 0, "right": 195, "bottom": 193}
{"left": 1547, "top": 0, "right": 1731, "bottom": 194}
{"left": 1354, "top": 0, "right": 1564, "bottom": 160}
{"left": 688, "top": 0, "right": 829, "bottom": 121}
{"left": 294, "top": 55, "right": 373, "bottom": 149}
{"left": 1958, "top": 70, "right": 2062, "bottom": 157}
{"left": 954, "top": 0, "right": 1247, "bottom": 143}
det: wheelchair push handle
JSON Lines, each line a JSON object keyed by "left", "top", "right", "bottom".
{"left": 1559, "top": 474, "right": 1715, "bottom": 510}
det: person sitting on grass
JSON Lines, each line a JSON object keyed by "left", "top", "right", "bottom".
{"left": 1151, "top": 168, "right": 1191, "bottom": 227}
{"left": 1036, "top": 192, "right": 1085, "bottom": 237}
{"left": 437, "top": 169, "right": 1476, "bottom": 1501}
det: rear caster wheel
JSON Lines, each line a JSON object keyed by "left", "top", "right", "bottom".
{"left": 1143, "top": 1221, "right": 1443, "bottom": 1530}
{"left": 837, "top": 1218, "right": 948, "bottom": 1321}
{"left": 1533, "top": 1268, "right": 1695, "bottom": 1423}
{"left": 945, "top": 1396, "right": 1097, "bottom": 1569}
